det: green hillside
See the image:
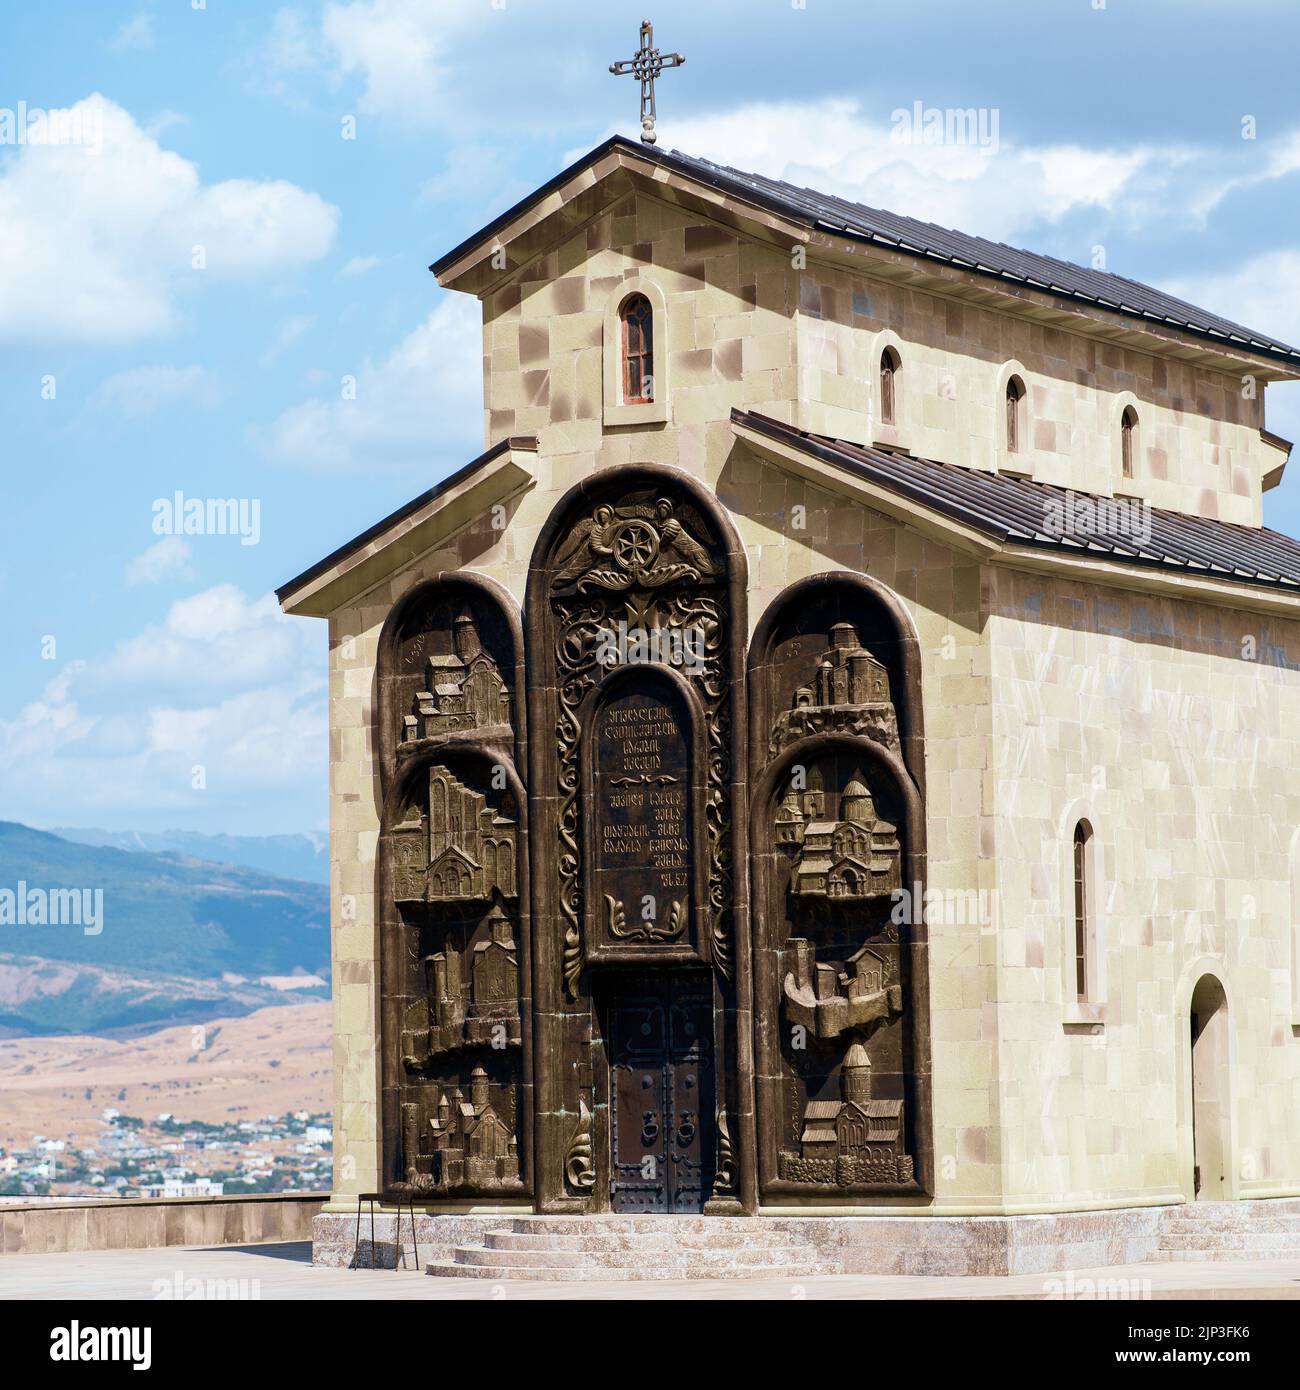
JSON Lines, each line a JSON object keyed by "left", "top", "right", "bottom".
{"left": 0, "top": 822, "right": 330, "bottom": 1034}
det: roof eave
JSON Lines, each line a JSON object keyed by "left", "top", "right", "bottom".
{"left": 277, "top": 437, "right": 538, "bottom": 618}
{"left": 731, "top": 409, "right": 1300, "bottom": 618}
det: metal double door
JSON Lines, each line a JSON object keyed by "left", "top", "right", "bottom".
{"left": 608, "top": 972, "right": 715, "bottom": 1212}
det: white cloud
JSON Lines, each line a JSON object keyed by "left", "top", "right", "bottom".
{"left": 339, "top": 254, "right": 381, "bottom": 276}
{"left": 255, "top": 292, "right": 481, "bottom": 472}
{"left": 266, "top": 6, "right": 322, "bottom": 72}
{"left": 1165, "top": 250, "right": 1300, "bottom": 351}
{"left": 321, "top": 0, "right": 463, "bottom": 126}
{"left": 633, "top": 98, "right": 1190, "bottom": 245}
{"left": 0, "top": 587, "right": 326, "bottom": 828}
{"left": 0, "top": 95, "right": 338, "bottom": 345}
{"left": 100, "top": 586, "right": 315, "bottom": 692}
{"left": 579, "top": 99, "right": 1300, "bottom": 250}
{"left": 261, "top": 0, "right": 491, "bottom": 128}
{"left": 125, "top": 537, "right": 195, "bottom": 587}
{"left": 91, "top": 365, "right": 218, "bottom": 418}
{"left": 109, "top": 13, "right": 154, "bottom": 52}
{"left": 261, "top": 313, "right": 315, "bottom": 365}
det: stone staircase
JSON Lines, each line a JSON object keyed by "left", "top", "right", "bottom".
{"left": 425, "top": 1215, "right": 841, "bottom": 1280}
{"left": 1147, "top": 1202, "right": 1300, "bottom": 1262}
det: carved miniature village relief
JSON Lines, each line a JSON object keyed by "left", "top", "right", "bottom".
{"left": 380, "top": 588, "right": 528, "bottom": 1197}
{"left": 756, "top": 600, "right": 923, "bottom": 1194}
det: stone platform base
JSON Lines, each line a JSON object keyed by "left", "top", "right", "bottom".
{"left": 311, "top": 1199, "right": 1300, "bottom": 1278}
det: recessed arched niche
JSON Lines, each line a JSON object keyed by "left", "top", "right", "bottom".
{"left": 377, "top": 746, "right": 532, "bottom": 1200}
{"left": 749, "top": 574, "right": 931, "bottom": 1200}
{"left": 579, "top": 665, "right": 707, "bottom": 964}
{"left": 749, "top": 571, "right": 924, "bottom": 793}
{"left": 524, "top": 463, "right": 752, "bottom": 1213}
{"left": 376, "top": 572, "right": 525, "bottom": 785}
{"left": 373, "top": 574, "right": 531, "bottom": 1201}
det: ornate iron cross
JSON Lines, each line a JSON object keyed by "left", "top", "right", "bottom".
{"left": 609, "top": 20, "right": 685, "bottom": 147}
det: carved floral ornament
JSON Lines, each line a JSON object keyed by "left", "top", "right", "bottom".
{"left": 546, "top": 489, "right": 734, "bottom": 998}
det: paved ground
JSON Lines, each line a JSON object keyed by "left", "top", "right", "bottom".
{"left": 2, "top": 1242, "right": 1300, "bottom": 1299}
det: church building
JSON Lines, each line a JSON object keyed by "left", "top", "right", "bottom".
{"left": 279, "top": 125, "right": 1300, "bottom": 1275}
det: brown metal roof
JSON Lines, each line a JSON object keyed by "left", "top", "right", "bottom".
{"left": 735, "top": 410, "right": 1300, "bottom": 592}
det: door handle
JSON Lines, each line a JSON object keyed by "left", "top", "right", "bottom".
{"left": 675, "top": 1110, "right": 696, "bottom": 1146}
{"left": 641, "top": 1110, "right": 660, "bottom": 1146}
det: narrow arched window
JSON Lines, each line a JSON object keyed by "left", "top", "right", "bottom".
{"left": 880, "top": 347, "right": 900, "bottom": 426}
{"left": 621, "top": 293, "right": 653, "bottom": 404}
{"left": 1120, "top": 405, "right": 1138, "bottom": 479}
{"left": 1073, "top": 821, "right": 1091, "bottom": 999}
{"left": 1005, "top": 375, "right": 1026, "bottom": 454}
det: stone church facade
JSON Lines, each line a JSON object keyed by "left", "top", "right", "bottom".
{"left": 280, "top": 136, "right": 1300, "bottom": 1272}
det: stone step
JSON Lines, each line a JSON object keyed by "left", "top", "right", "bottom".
{"left": 1162, "top": 1219, "right": 1300, "bottom": 1234}
{"left": 454, "top": 1241, "right": 826, "bottom": 1270}
{"left": 500, "top": 1215, "right": 777, "bottom": 1235}
{"left": 453, "top": 1244, "right": 679, "bottom": 1272}
{"left": 425, "top": 1257, "right": 831, "bottom": 1282}
{"left": 482, "top": 1228, "right": 809, "bottom": 1253}
{"left": 1150, "top": 1248, "right": 1300, "bottom": 1263}
{"left": 1157, "top": 1231, "right": 1300, "bottom": 1250}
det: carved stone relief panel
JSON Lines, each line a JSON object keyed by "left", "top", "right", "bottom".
{"left": 526, "top": 466, "right": 750, "bottom": 1212}
{"left": 772, "top": 754, "right": 914, "bottom": 1190}
{"left": 545, "top": 485, "right": 735, "bottom": 992}
{"left": 377, "top": 577, "right": 530, "bottom": 1201}
{"left": 750, "top": 576, "right": 931, "bottom": 1200}
{"left": 387, "top": 759, "right": 527, "bottom": 1196}
{"left": 586, "top": 679, "right": 700, "bottom": 958}
{"left": 380, "top": 582, "right": 520, "bottom": 784}
{"left": 770, "top": 621, "right": 899, "bottom": 757}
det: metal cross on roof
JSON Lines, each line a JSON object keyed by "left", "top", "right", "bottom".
{"left": 609, "top": 19, "right": 685, "bottom": 147}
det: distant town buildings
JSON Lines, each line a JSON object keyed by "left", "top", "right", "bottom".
{"left": 0, "top": 1110, "right": 333, "bottom": 1202}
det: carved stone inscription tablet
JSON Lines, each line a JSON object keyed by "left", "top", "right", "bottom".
{"left": 593, "top": 686, "right": 691, "bottom": 948}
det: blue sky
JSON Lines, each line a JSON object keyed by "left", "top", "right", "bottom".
{"left": 3, "top": 0, "right": 1300, "bottom": 837}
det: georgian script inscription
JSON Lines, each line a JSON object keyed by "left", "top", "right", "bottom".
{"left": 594, "top": 688, "right": 690, "bottom": 945}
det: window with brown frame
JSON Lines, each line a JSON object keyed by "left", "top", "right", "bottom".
{"left": 880, "top": 347, "right": 899, "bottom": 425}
{"left": 1006, "top": 375, "right": 1025, "bottom": 453}
{"left": 1073, "top": 821, "right": 1091, "bottom": 999}
{"left": 621, "top": 294, "right": 654, "bottom": 404}
{"left": 1121, "top": 405, "right": 1138, "bottom": 479}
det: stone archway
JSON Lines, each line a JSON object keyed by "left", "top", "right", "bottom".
{"left": 523, "top": 463, "right": 752, "bottom": 1213}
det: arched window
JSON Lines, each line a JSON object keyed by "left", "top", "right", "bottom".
{"left": 620, "top": 293, "right": 654, "bottom": 404}
{"left": 1073, "top": 820, "right": 1092, "bottom": 999}
{"left": 880, "top": 347, "right": 900, "bottom": 426}
{"left": 1005, "top": 375, "right": 1026, "bottom": 454}
{"left": 1120, "top": 404, "right": 1138, "bottom": 479}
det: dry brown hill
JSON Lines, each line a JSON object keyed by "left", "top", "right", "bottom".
{"left": 0, "top": 1001, "right": 330, "bottom": 1151}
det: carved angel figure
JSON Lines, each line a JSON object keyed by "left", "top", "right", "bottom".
{"left": 653, "top": 498, "right": 716, "bottom": 577}
{"left": 555, "top": 496, "right": 718, "bottom": 593}
{"left": 550, "top": 504, "right": 618, "bottom": 588}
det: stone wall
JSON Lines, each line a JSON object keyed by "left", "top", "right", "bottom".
{"left": 1, "top": 1194, "right": 325, "bottom": 1256}
{"left": 986, "top": 567, "right": 1300, "bottom": 1205}
{"left": 481, "top": 187, "right": 1277, "bottom": 526}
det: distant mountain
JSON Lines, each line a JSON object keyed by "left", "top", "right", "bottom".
{"left": 51, "top": 827, "right": 329, "bottom": 885}
{"left": 0, "top": 822, "right": 330, "bottom": 1035}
